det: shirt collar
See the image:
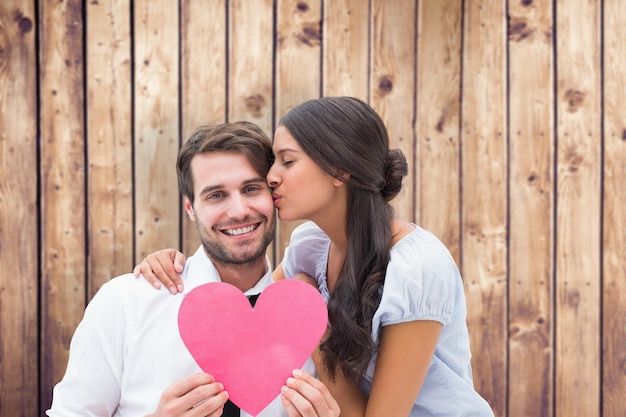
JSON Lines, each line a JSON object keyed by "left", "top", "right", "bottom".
{"left": 182, "top": 245, "right": 273, "bottom": 297}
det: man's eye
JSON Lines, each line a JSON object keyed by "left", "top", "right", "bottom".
{"left": 244, "top": 185, "right": 262, "bottom": 193}
{"left": 207, "top": 192, "right": 224, "bottom": 200}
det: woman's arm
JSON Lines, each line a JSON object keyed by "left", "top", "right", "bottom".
{"left": 272, "top": 262, "right": 286, "bottom": 281}
{"left": 315, "top": 320, "right": 441, "bottom": 417}
{"left": 133, "top": 249, "right": 187, "bottom": 294}
{"left": 310, "top": 338, "right": 367, "bottom": 417}
{"left": 365, "top": 320, "right": 442, "bottom": 416}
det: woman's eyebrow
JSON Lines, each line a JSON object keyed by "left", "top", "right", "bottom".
{"left": 274, "top": 148, "right": 299, "bottom": 155}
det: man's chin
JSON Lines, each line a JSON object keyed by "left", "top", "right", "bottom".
{"left": 204, "top": 245, "right": 267, "bottom": 266}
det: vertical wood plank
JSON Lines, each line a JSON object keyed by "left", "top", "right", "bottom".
{"left": 133, "top": 0, "right": 180, "bottom": 261}
{"left": 275, "top": 0, "right": 321, "bottom": 115}
{"left": 323, "top": 0, "right": 369, "bottom": 100}
{"left": 228, "top": 0, "right": 274, "bottom": 263}
{"left": 602, "top": 2, "right": 626, "bottom": 416}
{"left": 460, "top": 1, "right": 508, "bottom": 415}
{"left": 39, "top": 0, "right": 86, "bottom": 410}
{"left": 370, "top": 0, "right": 416, "bottom": 222}
{"left": 86, "top": 0, "right": 133, "bottom": 298}
{"left": 555, "top": 1, "right": 601, "bottom": 416}
{"left": 274, "top": 0, "right": 322, "bottom": 261}
{"left": 180, "top": 0, "right": 227, "bottom": 255}
{"left": 2, "top": 3, "right": 624, "bottom": 416}
{"left": 415, "top": 0, "right": 462, "bottom": 264}
{"left": 228, "top": 0, "right": 273, "bottom": 130}
{"left": 0, "top": 1, "right": 38, "bottom": 415}
{"left": 507, "top": 1, "right": 555, "bottom": 416}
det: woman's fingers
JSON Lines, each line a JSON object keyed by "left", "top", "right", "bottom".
{"left": 133, "top": 249, "right": 185, "bottom": 294}
{"left": 281, "top": 370, "right": 340, "bottom": 417}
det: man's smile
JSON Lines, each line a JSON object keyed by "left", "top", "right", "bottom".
{"left": 220, "top": 223, "right": 260, "bottom": 236}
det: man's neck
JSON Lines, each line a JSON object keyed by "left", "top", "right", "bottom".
{"left": 212, "top": 256, "right": 268, "bottom": 293}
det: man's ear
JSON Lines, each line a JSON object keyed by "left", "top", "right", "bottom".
{"left": 184, "top": 197, "right": 196, "bottom": 221}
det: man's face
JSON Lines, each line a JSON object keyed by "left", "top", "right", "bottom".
{"left": 185, "top": 151, "right": 275, "bottom": 266}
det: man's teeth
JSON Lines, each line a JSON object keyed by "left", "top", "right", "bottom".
{"left": 223, "top": 225, "right": 257, "bottom": 236}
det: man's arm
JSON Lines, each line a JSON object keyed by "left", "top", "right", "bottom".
{"left": 46, "top": 281, "right": 127, "bottom": 416}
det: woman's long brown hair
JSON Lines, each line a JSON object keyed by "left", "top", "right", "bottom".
{"left": 280, "top": 96, "right": 407, "bottom": 383}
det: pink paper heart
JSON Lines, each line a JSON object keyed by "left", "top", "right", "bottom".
{"left": 178, "top": 279, "right": 328, "bottom": 416}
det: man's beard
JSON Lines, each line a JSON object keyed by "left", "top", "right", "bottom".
{"left": 196, "top": 214, "right": 275, "bottom": 266}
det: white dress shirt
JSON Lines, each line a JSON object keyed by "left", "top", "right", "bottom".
{"left": 47, "top": 246, "right": 315, "bottom": 417}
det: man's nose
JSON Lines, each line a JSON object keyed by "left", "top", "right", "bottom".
{"left": 226, "top": 193, "right": 249, "bottom": 217}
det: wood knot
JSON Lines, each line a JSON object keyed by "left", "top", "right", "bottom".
{"left": 13, "top": 10, "right": 33, "bottom": 34}
{"left": 244, "top": 94, "right": 267, "bottom": 117}
{"left": 19, "top": 17, "right": 33, "bottom": 34}
{"left": 377, "top": 76, "right": 393, "bottom": 95}
{"left": 509, "top": 17, "right": 534, "bottom": 42}
{"left": 564, "top": 89, "right": 585, "bottom": 112}
{"left": 296, "top": 24, "right": 321, "bottom": 47}
{"left": 296, "top": 2, "right": 309, "bottom": 12}
{"left": 565, "top": 147, "right": 583, "bottom": 172}
{"left": 435, "top": 103, "right": 454, "bottom": 132}
{"left": 522, "top": 0, "right": 533, "bottom": 6}
{"left": 436, "top": 117, "right": 444, "bottom": 132}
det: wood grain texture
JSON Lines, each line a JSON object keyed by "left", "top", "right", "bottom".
{"left": 555, "top": 1, "right": 601, "bottom": 416}
{"left": 507, "top": 0, "right": 555, "bottom": 416}
{"left": 323, "top": 0, "right": 369, "bottom": 100}
{"left": 1, "top": 2, "right": 624, "bottom": 416}
{"left": 370, "top": 0, "right": 416, "bottom": 223}
{"left": 39, "top": 0, "right": 86, "bottom": 410}
{"left": 133, "top": 0, "right": 180, "bottom": 261}
{"left": 274, "top": 0, "right": 322, "bottom": 263}
{"left": 228, "top": 0, "right": 274, "bottom": 267}
{"left": 276, "top": 0, "right": 321, "bottom": 115}
{"left": 180, "top": 0, "right": 227, "bottom": 255}
{"left": 86, "top": 0, "right": 133, "bottom": 298}
{"left": 602, "top": 2, "right": 626, "bottom": 416}
{"left": 0, "top": 1, "right": 38, "bottom": 415}
{"left": 461, "top": 1, "right": 508, "bottom": 415}
{"left": 415, "top": 0, "right": 462, "bottom": 265}
{"left": 228, "top": 0, "right": 273, "bottom": 130}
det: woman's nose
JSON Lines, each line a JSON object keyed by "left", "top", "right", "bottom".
{"left": 266, "top": 165, "right": 280, "bottom": 187}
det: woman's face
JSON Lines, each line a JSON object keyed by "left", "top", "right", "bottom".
{"left": 267, "top": 126, "right": 344, "bottom": 223}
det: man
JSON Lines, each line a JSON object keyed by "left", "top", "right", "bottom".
{"left": 46, "top": 122, "right": 321, "bottom": 417}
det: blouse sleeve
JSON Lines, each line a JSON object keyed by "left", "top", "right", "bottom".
{"left": 374, "top": 228, "right": 460, "bottom": 335}
{"left": 281, "top": 221, "right": 330, "bottom": 285}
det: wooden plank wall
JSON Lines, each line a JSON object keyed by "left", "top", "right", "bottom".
{"left": 0, "top": 1, "right": 624, "bottom": 416}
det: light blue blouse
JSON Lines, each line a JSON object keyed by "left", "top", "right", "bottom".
{"left": 282, "top": 221, "right": 494, "bottom": 417}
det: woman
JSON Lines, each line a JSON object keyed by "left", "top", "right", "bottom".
{"left": 138, "top": 97, "right": 494, "bottom": 416}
